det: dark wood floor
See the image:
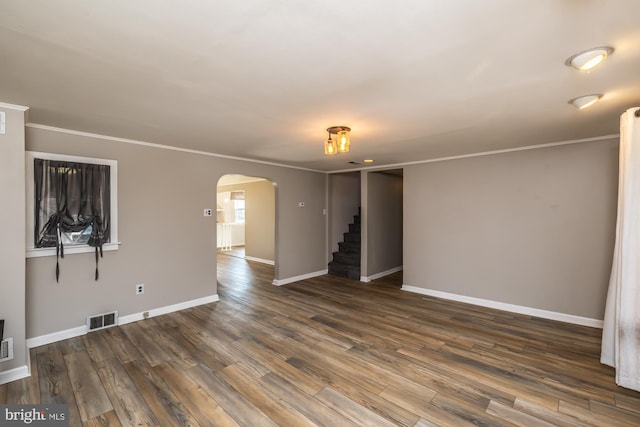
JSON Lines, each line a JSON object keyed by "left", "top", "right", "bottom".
{"left": 2, "top": 254, "right": 640, "bottom": 426}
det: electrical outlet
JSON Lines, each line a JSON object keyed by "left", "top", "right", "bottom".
{"left": 143, "top": 311, "right": 150, "bottom": 319}
{"left": 203, "top": 208, "right": 213, "bottom": 217}
{"left": 136, "top": 284, "right": 144, "bottom": 295}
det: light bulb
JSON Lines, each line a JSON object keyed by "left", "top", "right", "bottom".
{"left": 569, "top": 94, "right": 603, "bottom": 109}
{"left": 337, "top": 130, "right": 350, "bottom": 153}
{"left": 325, "top": 138, "right": 337, "bottom": 155}
{"left": 565, "top": 47, "right": 613, "bottom": 71}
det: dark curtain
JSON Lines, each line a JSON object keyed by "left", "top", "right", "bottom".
{"left": 34, "top": 159, "right": 111, "bottom": 281}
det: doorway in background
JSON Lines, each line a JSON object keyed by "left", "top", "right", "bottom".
{"left": 216, "top": 174, "right": 276, "bottom": 284}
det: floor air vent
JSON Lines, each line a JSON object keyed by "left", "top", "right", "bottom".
{"left": 0, "top": 337, "right": 13, "bottom": 362}
{"left": 87, "top": 311, "right": 118, "bottom": 332}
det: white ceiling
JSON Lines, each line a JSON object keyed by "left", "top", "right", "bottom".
{"left": 1, "top": 1, "right": 639, "bottom": 172}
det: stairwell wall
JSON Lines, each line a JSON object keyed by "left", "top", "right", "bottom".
{"left": 365, "top": 171, "right": 403, "bottom": 278}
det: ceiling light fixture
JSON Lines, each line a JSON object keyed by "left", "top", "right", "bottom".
{"left": 565, "top": 46, "right": 614, "bottom": 71}
{"left": 324, "top": 126, "right": 351, "bottom": 155}
{"left": 569, "top": 94, "right": 603, "bottom": 109}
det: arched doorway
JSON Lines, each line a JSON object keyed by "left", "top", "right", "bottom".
{"left": 216, "top": 174, "right": 276, "bottom": 286}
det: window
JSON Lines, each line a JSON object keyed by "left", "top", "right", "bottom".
{"left": 231, "top": 190, "right": 245, "bottom": 223}
{"left": 233, "top": 199, "right": 245, "bottom": 223}
{"left": 26, "top": 152, "right": 118, "bottom": 279}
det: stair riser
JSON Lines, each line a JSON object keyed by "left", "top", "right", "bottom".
{"left": 338, "top": 243, "right": 360, "bottom": 254}
{"left": 349, "top": 223, "right": 360, "bottom": 233}
{"left": 328, "top": 263, "right": 360, "bottom": 280}
{"left": 333, "top": 252, "right": 360, "bottom": 266}
{"left": 344, "top": 233, "right": 361, "bottom": 243}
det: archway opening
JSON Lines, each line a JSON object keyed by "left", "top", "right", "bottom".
{"left": 216, "top": 174, "right": 276, "bottom": 289}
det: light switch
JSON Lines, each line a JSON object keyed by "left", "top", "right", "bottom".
{"left": 0, "top": 112, "right": 5, "bottom": 135}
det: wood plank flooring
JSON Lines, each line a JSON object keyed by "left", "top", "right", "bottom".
{"left": 2, "top": 253, "right": 640, "bottom": 426}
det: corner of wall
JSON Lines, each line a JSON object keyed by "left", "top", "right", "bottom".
{"left": 0, "top": 103, "right": 28, "bottom": 380}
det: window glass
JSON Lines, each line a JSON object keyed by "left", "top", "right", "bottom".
{"left": 34, "top": 158, "right": 111, "bottom": 248}
{"left": 60, "top": 225, "right": 94, "bottom": 245}
{"left": 234, "top": 200, "right": 245, "bottom": 223}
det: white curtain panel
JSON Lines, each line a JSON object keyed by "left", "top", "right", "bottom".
{"left": 601, "top": 106, "right": 640, "bottom": 392}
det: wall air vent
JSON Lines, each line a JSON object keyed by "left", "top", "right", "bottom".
{"left": 0, "top": 337, "right": 13, "bottom": 362}
{"left": 87, "top": 310, "right": 118, "bottom": 332}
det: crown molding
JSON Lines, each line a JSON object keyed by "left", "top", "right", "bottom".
{"left": 24, "top": 123, "right": 618, "bottom": 174}
{"left": 328, "top": 134, "right": 619, "bottom": 174}
{"left": 25, "top": 123, "right": 324, "bottom": 173}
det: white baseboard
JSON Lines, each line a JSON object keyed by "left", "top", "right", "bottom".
{"left": 401, "top": 285, "right": 603, "bottom": 328}
{"left": 118, "top": 294, "right": 220, "bottom": 325}
{"left": 272, "top": 269, "right": 328, "bottom": 286}
{"left": 244, "top": 256, "right": 275, "bottom": 265}
{"left": 361, "top": 266, "right": 403, "bottom": 283}
{"left": 0, "top": 365, "right": 30, "bottom": 385}
{"left": 26, "top": 325, "right": 87, "bottom": 349}
{"left": 26, "top": 294, "right": 220, "bottom": 348}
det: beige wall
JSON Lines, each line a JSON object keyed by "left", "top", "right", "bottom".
{"left": 16, "top": 120, "right": 619, "bottom": 345}
{"left": 25, "top": 126, "right": 326, "bottom": 338}
{"left": 366, "top": 171, "right": 403, "bottom": 277}
{"left": 218, "top": 180, "right": 275, "bottom": 262}
{"left": 0, "top": 105, "right": 27, "bottom": 374}
{"left": 404, "top": 139, "right": 618, "bottom": 319}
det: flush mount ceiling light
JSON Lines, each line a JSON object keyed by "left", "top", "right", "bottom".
{"left": 565, "top": 46, "right": 614, "bottom": 71}
{"left": 324, "top": 126, "right": 351, "bottom": 155}
{"left": 569, "top": 94, "right": 603, "bottom": 109}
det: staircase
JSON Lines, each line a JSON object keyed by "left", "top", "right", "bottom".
{"left": 328, "top": 208, "right": 361, "bottom": 280}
